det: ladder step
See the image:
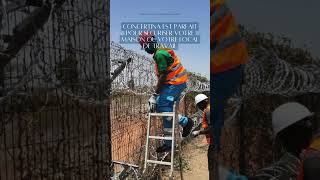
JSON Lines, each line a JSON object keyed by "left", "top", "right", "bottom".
{"left": 148, "top": 136, "right": 173, "bottom": 140}
{"left": 149, "top": 112, "right": 174, "bottom": 117}
{"left": 146, "top": 160, "right": 172, "bottom": 166}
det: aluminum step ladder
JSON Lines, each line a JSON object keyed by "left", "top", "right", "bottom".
{"left": 143, "top": 103, "right": 178, "bottom": 178}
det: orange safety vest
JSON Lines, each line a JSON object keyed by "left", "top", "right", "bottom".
{"left": 202, "top": 106, "right": 212, "bottom": 144}
{"left": 154, "top": 48, "right": 188, "bottom": 85}
{"left": 211, "top": 0, "right": 249, "bottom": 74}
{"left": 297, "top": 136, "right": 320, "bottom": 180}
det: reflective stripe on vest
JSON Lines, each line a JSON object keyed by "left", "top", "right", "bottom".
{"left": 211, "top": 1, "right": 249, "bottom": 73}
{"left": 211, "top": 4, "right": 229, "bottom": 24}
{"left": 154, "top": 48, "right": 188, "bottom": 85}
{"left": 170, "top": 71, "right": 186, "bottom": 82}
{"left": 213, "top": 33, "right": 242, "bottom": 54}
{"left": 169, "top": 63, "right": 182, "bottom": 72}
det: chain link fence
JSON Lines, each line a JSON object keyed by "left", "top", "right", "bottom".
{"left": 0, "top": 0, "right": 110, "bottom": 179}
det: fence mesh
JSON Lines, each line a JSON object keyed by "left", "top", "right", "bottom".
{"left": 0, "top": 0, "right": 110, "bottom": 179}
{"left": 109, "top": 42, "right": 209, "bottom": 178}
{"left": 215, "top": 28, "right": 320, "bottom": 177}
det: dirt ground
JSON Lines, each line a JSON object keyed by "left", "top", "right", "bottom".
{"left": 161, "top": 136, "right": 209, "bottom": 180}
{"left": 181, "top": 136, "right": 209, "bottom": 180}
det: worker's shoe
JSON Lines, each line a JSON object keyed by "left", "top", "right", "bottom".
{"left": 156, "top": 145, "right": 171, "bottom": 153}
{"left": 182, "top": 118, "right": 194, "bottom": 137}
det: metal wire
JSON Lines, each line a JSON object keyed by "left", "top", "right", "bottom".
{"left": 216, "top": 28, "right": 320, "bottom": 178}
{"left": 243, "top": 48, "right": 320, "bottom": 98}
{"left": 110, "top": 41, "right": 210, "bottom": 95}
{"left": 0, "top": 0, "right": 110, "bottom": 179}
{"left": 109, "top": 43, "right": 209, "bottom": 178}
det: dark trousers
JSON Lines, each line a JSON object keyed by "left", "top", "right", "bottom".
{"left": 211, "top": 65, "right": 244, "bottom": 149}
{"left": 208, "top": 144, "right": 216, "bottom": 180}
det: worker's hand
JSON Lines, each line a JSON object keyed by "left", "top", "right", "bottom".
{"left": 191, "top": 130, "right": 200, "bottom": 137}
{"left": 218, "top": 165, "right": 248, "bottom": 180}
{"left": 148, "top": 94, "right": 158, "bottom": 112}
{"left": 178, "top": 114, "right": 188, "bottom": 126}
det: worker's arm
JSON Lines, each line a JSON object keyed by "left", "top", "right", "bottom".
{"left": 155, "top": 74, "right": 167, "bottom": 94}
{"left": 248, "top": 152, "right": 300, "bottom": 180}
{"left": 154, "top": 50, "right": 173, "bottom": 94}
{"left": 192, "top": 109, "right": 212, "bottom": 136}
{"left": 199, "top": 126, "right": 212, "bottom": 135}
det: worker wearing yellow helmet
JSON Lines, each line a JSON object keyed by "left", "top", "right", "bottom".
{"left": 211, "top": 0, "right": 249, "bottom": 151}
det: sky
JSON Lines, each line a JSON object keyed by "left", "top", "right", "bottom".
{"left": 228, "top": 0, "right": 320, "bottom": 58}
{"left": 110, "top": 0, "right": 210, "bottom": 78}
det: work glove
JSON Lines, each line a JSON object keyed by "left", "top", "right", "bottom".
{"left": 191, "top": 130, "right": 200, "bottom": 137}
{"left": 178, "top": 114, "right": 188, "bottom": 126}
{"left": 218, "top": 165, "right": 248, "bottom": 180}
{"left": 148, "top": 94, "right": 158, "bottom": 112}
{"left": 179, "top": 115, "right": 194, "bottom": 137}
